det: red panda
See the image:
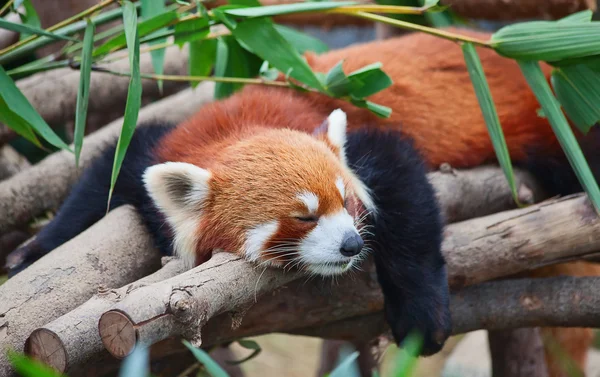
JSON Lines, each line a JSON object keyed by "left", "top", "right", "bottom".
{"left": 6, "top": 27, "right": 598, "bottom": 373}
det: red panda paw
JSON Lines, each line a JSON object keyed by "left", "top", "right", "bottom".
{"left": 384, "top": 266, "right": 451, "bottom": 356}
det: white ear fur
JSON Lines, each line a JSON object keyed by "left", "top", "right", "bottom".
{"left": 325, "top": 109, "right": 378, "bottom": 214}
{"left": 143, "top": 162, "right": 212, "bottom": 269}
{"left": 326, "top": 109, "right": 348, "bottom": 163}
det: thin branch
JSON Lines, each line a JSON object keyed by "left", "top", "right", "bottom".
{"left": 0, "top": 0, "right": 117, "bottom": 56}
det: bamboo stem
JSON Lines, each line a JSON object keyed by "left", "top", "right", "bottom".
{"left": 0, "top": 0, "right": 15, "bottom": 17}
{"left": 336, "top": 10, "right": 492, "bottom": 47}
{"left": 0, "top": 0, "right": 117, "bottom": 56}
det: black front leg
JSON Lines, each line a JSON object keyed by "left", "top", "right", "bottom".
{"left": 346, "top": 128, "right": 451, "bottom": 355}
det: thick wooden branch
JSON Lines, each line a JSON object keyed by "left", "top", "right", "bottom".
{"left": 0, "top": 46, "right": 191, "bottom": 146}
{"left": 16, "top": 193, "right": 600, "bottom": 375}
{"left": 0, "top": 83, "right": 215, "bottom": 234}
{"left": 0, "top": 206, "right": 162, "bottom": 377}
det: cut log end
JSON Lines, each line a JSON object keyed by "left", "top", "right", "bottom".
{"left": 98, "top": 311, "right": 137, "bottom": 359}
{"left": 25, "top": 329, "right": 67, "bottom": 373}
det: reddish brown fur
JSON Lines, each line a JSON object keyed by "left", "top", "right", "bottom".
{"left": 157, "top": 28, "right": 598, "bottom": 373}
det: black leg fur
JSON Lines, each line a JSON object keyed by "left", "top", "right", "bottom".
{"left": 6, "top": 123, "right": 176, "bottom": 277}
{"left": 346, "top": 129, "right": 451, "bottom": 356}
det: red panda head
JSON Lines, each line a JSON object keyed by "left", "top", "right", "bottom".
{"left": 143, "top": 109, "right": 375, "bottom": 275}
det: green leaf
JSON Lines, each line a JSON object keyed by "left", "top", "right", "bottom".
{"left": 118, "top": 346, "right": 149, "bottom": 377}
{"left": 259, "top": 60, "right": 279, "bottom": 81}
{"left": 329, "top": 351, "right": 359, "bottom": 377}
{"left": 325, "top": 60, "right": 351, "bottom": 96}
{"left": 519, "top": 60, "right": 600, "bottom": 213}
{"left": 552, "top": 64, "right": 600, "bottom": 134}
{"left": 226, "top": 339, "right": 262, "bottom": 365}
{"left": 189, "top": 38, "right": 217, "bottom": 88}
{"left": 274, "top": 24, "right": 329, "bottom": 54}
{"left": 0, "top": 17, "right": 77, "bottom": 42}
{"left": 347, "top": 62, "right": 392, "bottom": 98}
{"left": 109, "top": 0, "right": 142, "bottom": 207}
{"left": 462, "top": 42, "right": 520, "bottom": 204}
{"left": 8, "top": 351, "right": 64, "bottom": 377}
{"left": 183, "top": 340, "right": 230, "bottom": 377}
{"left": 174, "top": 17, "right": 209, "bottom": 46}
{"left": 558, "top": 10, "right": 593, "bottom": 23}
{"left": 229, "top": 0, "right": 261, "bottom": 6}
{"left": 73, "top": 19, "right": 95, "bottom": 167}
{"left": 0, "top": 98, "right": 41, "bottom": 147}
{"left": 422, "top": 0, "right": 439, "bottom": 7}
{"left": 223, "top": 1, "right": 356, "bottom": 17}
{"left": 0, "top": 65, "right": 69, "bottom": 150}
{"left": 491, "top": 22, "right": 600, "bottom": 62}
{"left": 350, "top": 97, "right": 392, "bottom": 118}
{"left": 142, "top": 0, "right": 167, "bottom": 93}
{"left": 94, "top": 10, "right": 178, "bottom": 57}
{"left": 18, "top": 0, "right": 41, "bottom": 40}
{"left": 225, "top": 17, "right": 325, "bottom": 91}
{"left": 393, "top": 332, "right": 422, "bottom": 377}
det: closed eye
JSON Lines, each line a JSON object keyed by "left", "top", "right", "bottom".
{"left": 295, "top": 215, "right": 319, "bottom": 222}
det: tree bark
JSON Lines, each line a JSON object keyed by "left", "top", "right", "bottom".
{"left": 489, "top": 329, "right": 550, "bottom": 377}
{"left": 0, "top": 206, "right": 162, "bottom": 377}
{"left": 13, "top": 193, "right": 599, "bottom": 375}
{"left": 0, "top": 83, "right": 215, "bottom": 234}
{"left": 1, "top": 46, "right": 191, "bottom": 146}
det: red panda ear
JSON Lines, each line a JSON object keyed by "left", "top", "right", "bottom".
{"left": 143, "top": 162, "right": 212, "bottom": 218}
{"left": 314, "top": 109, "right": 348, "bottom": 165}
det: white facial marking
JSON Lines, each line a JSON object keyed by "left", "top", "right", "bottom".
{"left": 298, "top": 208, "right": 360, "bottom": 275}
{"left": 335, "top": 177, "right": 345, "bottom": 199}
{"left": 244, "top": 221, "right": 279, "bottom": 262}
{"left": 297, "top": 191, "right": 319, "bottom": 214}
{"left": 143, "top": 162, "right": 212, "bottom": 269}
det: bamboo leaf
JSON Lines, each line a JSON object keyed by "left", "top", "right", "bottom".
{"left": 519, "top": 60, "right": 600, "bottom": 213}
{"left": 552, "top": 64, "right": 600, "bottom": 134}
{"left": 462, "top": 42, "right": 520, "bottom": 204}
{"left": 223, "top": 1, "right": 357, "bottom": 17}
{"left": 558, "top": 10, "right": 593, "bottom": 23}
{"left": 118, "top": 346, "right": 149, "bottom": 377}
{"left": 224, "top": 17, "right": 325, "bottom": 91}
{"left": 189, "top": 38, "right": 217, "bottom": 88}
{"left": 491, "top": 22, "right": 600, "bottom": 61}
{"left": 225, "top": 339, "right": 262, "bottom": 365}
{"left": 328, "top": 351, "right": 359, "bottom": 377}
{"left": 183, "top": 340, "right": 230, "bottom": 377}
{"left": 8, "top": 351, "right": 65, "bottom": 377}
{"left": 18, "top": 0, "right": 41, "bottom": 40}
{"left": 393, "top": 332, "right": 422, "bottom": 377}
{"left": 347, "top": 62, "right": 392, "bottom": 98}
{"left": 0, "top": 17, "right": 77, "bottom": 42}
{"left": 109, "top": 0, "right": 142, "bottom": 207}
{"left": 74, "top": 19, "right": 95, "bottom": 167}
{"left": 174, "top": 17, "right": 209, "bottom": 46}
{"left": 94, "top": 10, "right": 178, "bottom": 57}
{"left": 0, "top": 98, "right": 42, "bottom": 147}
{"left": 0, "top": 65, "right": 69, "bottom": 150}
{"left": 274, "top": 24, "right": 329, "bottom": 54}
{"left": 325, "top": 60, "right": 350, "bottom": 96}
{"left": 142, "top": 0, "right": 166, "bottom": 93}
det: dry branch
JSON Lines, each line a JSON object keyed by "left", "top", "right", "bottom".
{"left": 0, "top": 162, "right": 535, "bottom": 375}
{"left": 0, "top": 206, "right": 162, "bottom": 377}
{"left": 20, "top": 192, "right": 600, "bottom": 375}
{"left": 0, "top": 46, "right": 191, "bottom": 146}
{"left": 0, "top": 83, "right": 215, "bottom": 234}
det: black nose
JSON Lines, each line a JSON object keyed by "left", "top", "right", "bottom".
{"left": 340, "top": 231, "right": 364, "bottom": 257}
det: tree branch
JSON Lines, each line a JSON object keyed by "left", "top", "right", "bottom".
{"left": 0, "top": 45, "right": 191, "bottom": 146}
{"left": 0, "top": 83, "right": 215, "bottom": 234}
